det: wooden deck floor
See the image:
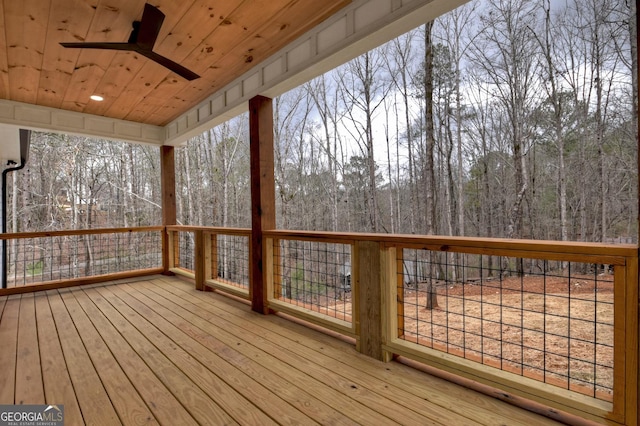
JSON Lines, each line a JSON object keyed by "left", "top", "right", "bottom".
{"left": 0, "top": 276, "right": 565, "bottom": 425}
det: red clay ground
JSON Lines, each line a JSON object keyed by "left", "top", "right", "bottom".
{"left": 330, "top": 274, "right": 615, "bottom": 401}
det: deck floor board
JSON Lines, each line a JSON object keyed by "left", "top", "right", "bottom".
{"left": 147, "top": 280, "right": 467, "bottom": 425}
{"left": 34, "top": 293, "right": 84, "bottom": 425}
{"left": 15, "top": 293, "right": 45, "bottom": 405}
{"left": 154, "top": 277, "right": 564, "bottom": 426}
{"left": 0, "top": 276, "right": 565, "bottom": 425}
{"left": 108, "top": 284, "right": 335, "bottom": 425}
{"left": 155, "top": 277, "right": 566, "bottom": 426}
{"left": 46, "top": 290, "right": 122, "bottom": 425}
{"left": 58, "top": 288, "right": 159, "bottom": 426}
{"left": 0, "top": 297, "right": 20, "bottom": 404}
{"left": 132, "top": 281, "right": 394, "bottom": 425}
{"left": 88, "top": 285, "right": 276, "bottom": 426}
{"left": 65, "top": 288, "right": 203, "bottom": 426}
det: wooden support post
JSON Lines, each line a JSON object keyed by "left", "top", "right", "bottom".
{"left": 161, "top": 146, "right": 176, "bottom": 275}
{"left": 194, "top": 230, "right": 205, "bottom": 291}
{"left": 356, "top": 240, "right": 387, "bottom": 361}
{"left": 624, "top": 256, "right": 639, "bottom": 426}
{"left": 249, "top": 95, "right": 276, "bottom": 314}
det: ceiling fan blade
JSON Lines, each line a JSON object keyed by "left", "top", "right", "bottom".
{"left": 60, "top": 42, "right": 136, "bottom": 51}
{"left": 143, "top": 51, "right": 200, "bottom": 81}
{"left": 60, "top": 3, "right": 199, "bottom": 81}
{"left": 135, "top": 4, "right": 165, "bottom": 50}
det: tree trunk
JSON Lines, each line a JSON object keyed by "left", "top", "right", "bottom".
{"left": 424, "top": 22, "right": 437, "bottom": 237}
{"left": 631, "top": 0, "right": 639, "bottom": 233}
{"left": 424, "top": 22, "right": 438, "bottom": 310}
{"left": 455, "top": 63, "right": 464, "bottom": 238}
{"left": 363, "top": 54, "right": 380, "bottom": 233}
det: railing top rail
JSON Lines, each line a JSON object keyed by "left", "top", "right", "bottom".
{"left": 2, "top": 226, "right": 636, "bottom": 258}
{"left": 264, "top": 230, "right": 638, "bottom": 258}
{"left": 0, "top": 226, "right": 164, "bottom": 240}
{"left": 166, "top": 225, "right": 251, "bottom": 236}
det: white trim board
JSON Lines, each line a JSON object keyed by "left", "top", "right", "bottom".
{"left": 0, "top": 100, "right": 164, "bottom": 145}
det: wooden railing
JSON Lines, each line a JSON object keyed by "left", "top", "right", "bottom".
{"left": 261, "top": 231, "right": 638, "bottom": 426}
{"left": 0, "top": 225, "right": 637, "bottom": 424}
{"left": 166, "top": 226, "right": 251, "bottom": 299}
{"left": 0, "top": 226, "right": 164, "bottom": 294}
{"left": 266, "top": 231, "right": 355, "bottom": 337}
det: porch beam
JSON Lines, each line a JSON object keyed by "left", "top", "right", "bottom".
{"left": 249, "top": 95, "right": 276, "bottom": 314}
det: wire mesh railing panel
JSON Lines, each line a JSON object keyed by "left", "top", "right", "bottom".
{"left": 273, "top": 239, "right": 352, "bottom": 323}
{"left": 214, "top": 234, "right": 249, "bottom": 289}
{"left": 398, "top": 249, "right": 614, "bottom": 402}
{"left": 6, "top": 230, "right": 162, "bottom": 287}
{"left": 176, "top": 231, "right": 195, "bottom": 272}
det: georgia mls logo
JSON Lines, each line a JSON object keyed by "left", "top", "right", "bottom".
{"left": 0, "top": 404, "right": 64, "bottom": 426}
{"left": 44, "top": 405, "right": 63, "bottom": 418}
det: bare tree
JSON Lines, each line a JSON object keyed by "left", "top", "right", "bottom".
{"left": 471, "top": 0, "right": 539, "bottom": 240}
{"left": 306, "top": 74, "right": 346, "bottom": 232}
{"left": 423, "top": 22, "right": 437, "bottom": 238}
{"left": 434, "top": 2, "right": 478, "bottom": 238}
{"left": 531, "top": 0, "right": 570, "bottom": 243}
{"left": 386, "top": 30, "right": 421, "bottom": 233}
{"left": 338, "top": 47, "right": 392, "bottom": 232}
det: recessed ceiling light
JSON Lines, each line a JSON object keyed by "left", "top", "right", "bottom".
{"left": 90, "top": 95, "right": 104, "bottom": 101}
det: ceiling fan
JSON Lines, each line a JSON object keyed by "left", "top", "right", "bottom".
{"left": 60, "top": 3, "right": 200, "bottom": 81}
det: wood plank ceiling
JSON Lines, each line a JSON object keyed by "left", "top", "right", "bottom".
{"left": 0, "top": 0, "right": 350, "bottom": 126}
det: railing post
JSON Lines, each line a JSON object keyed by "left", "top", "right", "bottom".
{"left": 165, "top": 230, "right": 176, "bottom": 271}
{"left": 194, "top": 230, "right": 205, "bottom": 291}
{"left": 265, "top": 237, "right": 275, "bottom": 304}
{"left": 355, "top": 240, "right": 391, "bottom": 362}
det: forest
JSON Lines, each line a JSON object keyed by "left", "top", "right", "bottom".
{"left": 5, "top": 0, "right": 638, "bottom": 244}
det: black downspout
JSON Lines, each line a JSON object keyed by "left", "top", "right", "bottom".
{"left": 2, "top": 129, "right": 31, "bottom": 289}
